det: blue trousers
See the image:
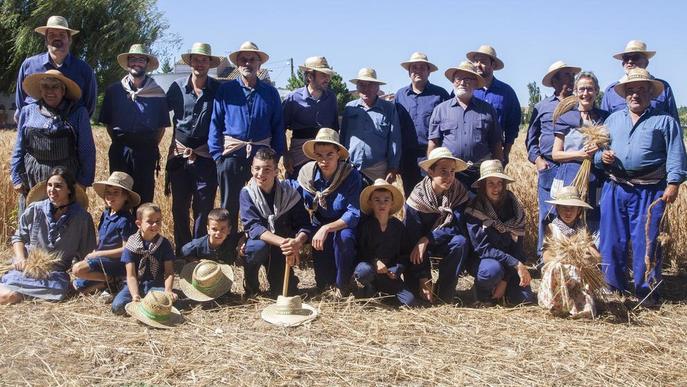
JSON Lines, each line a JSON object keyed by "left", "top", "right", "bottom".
{"left": 170, "top": 156, "right": 218, "bottom": 255}
{"left": 536, "top": 165, "right": 559, "bottom": 256}
{"left": 312, "top": 227, "right": 356, "bottom": 291}
{"left": 73, "top": 257, "right": 126, "bottom": 290}
{"left": 109, "top": 142, "right": 158, "bottom": 204}
{"left": 354, "top": 262, "right": 416, "bottom": 306}
{"left": 599, "top": 181, "right": 665, "bottom": 300}
{"left": 112, "top": 280, "right": 164, "bottom": 315}
{"left": 474, "top": 258, "right": 535, "bottom": 304}
{"left": 243, "top": 239, "right": 299, "bottom": 296}
{"left": 216, "top": 154, "right": 252, "bottom": 235}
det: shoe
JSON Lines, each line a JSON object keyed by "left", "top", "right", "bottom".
{"left": 98, "top": 290, "right": 114, "bottom": 304}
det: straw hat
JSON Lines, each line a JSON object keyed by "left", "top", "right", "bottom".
{"left": 419, "top": 147, "right": 469, "bottom": 172}
{"left": 34, "top": 15, "right": 79, "bottom": 36}
{"left": 179, "top": 260, "right": 234, "bottom": 302}
{"left": 400, "top": 52, "right": 438, "bottom": 73}
{"left": 125, "top": 291, "right": 183, "bottom": 329}
{"left": 92, "top": 171, "right": 141, "bottom": 209}
{"left": 546, "top": 186, "right": 592, "bottom": 209}
{"left": 302, "top": 128, "right": 349, "bottom": 161}
{"left": 613, "top": 40, "right": 656, "bottom": 60}
{"left": 471, "top": 159, "right": 514, "bottom": 188}
{"left": 542, "top": 61, "right": 581, "bottom": 88}
{"left": 298, "top": 56, "right": 336, "bottom": 76}
{"left": 613, "top": 68, "right": 664, "bottom": 99}
{"left": 117, "top": 44, "right": 159, "bottom": 72}
{"left": 26, "top": 180, "right": 89, "bottom": 210}
{"left": 359, "top": 179, "right": 404, "bottom": 216}
{"left": 466, "top": 45, "right": 504, "bottom": 70}
{"left": 444, "top": 61, "right": 486, "bottom": 88}
{"left": 261, "top": 295, "right": 318, "bottom": 327}
{"left": 22, "top": 69, "right": 81, "bottom": 101}
{"left": 228, "top": 41, "right": 269, "bottom": 66}
{"left": 349, "top": 68, "right": 386, "bottom": 85}
{"left": 181, "top": 42, "right": 221, "bottom": 68}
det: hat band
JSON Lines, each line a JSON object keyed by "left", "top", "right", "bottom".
{"left": 192, "top": 278, "right": 221, "bottom": 292}
{"left": 139, "top": 304, "right": 171, "bottom": 322}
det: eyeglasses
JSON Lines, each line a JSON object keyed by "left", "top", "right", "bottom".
{"left": 454, "top": 77, "right": 476, "bottom": 84}
{"left": 576, "top": 86, "right": 596, "bottom": 93}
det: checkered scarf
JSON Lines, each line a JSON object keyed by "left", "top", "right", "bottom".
{"left": 125, "top": 232, "right": 164, "bottom": 279}
{"left": 297, "top": 160, "right": 354, "bottom": 214}
{"left": 465, "top": 191, "right": 526, "bottom": 240}
{"left": 406, "top": 176, "right": 468, "bottom": 231}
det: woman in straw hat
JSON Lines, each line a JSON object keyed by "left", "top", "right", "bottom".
{"left": 10, "top": 69, "right": 95, "bottom": 211}
{"left": 404, "top": 147, "right": 470, "bottom": 303}
{"left": 295, "top": 128, "right": 363, "bottom": 297}
{"left": 0, "top": 166, "right": 96, "bottom": 304}
{"left": 465, "top": 160, "right": 534, "bottom": 306}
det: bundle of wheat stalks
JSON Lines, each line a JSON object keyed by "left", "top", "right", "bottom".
{"left": 571, "top": 124, "right": 610, "bottom": 200}
{"left": 0, "top": 248, "right": 61, "bottom": 279}
{"left": 544, "top": 229, "right": 606, "bottom": 293}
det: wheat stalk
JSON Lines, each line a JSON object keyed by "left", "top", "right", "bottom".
{"left": 23, "top": 248, "right": 62, "bottom": 279}
{"left": 544, "top": 229, "right": 606, "bottom": 293}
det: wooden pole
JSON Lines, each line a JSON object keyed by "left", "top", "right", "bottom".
{"left": 282, "top": 260, "right": 290, "bottom": 297}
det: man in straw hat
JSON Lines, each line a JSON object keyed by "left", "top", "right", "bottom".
{"left": 395, "top": 52, "right": 449, "bottom": 195}
{"left": 594, "top": 68, "right": 686, "bottom": 306}
{"left": 525, "top": 60, "right": 580, "bottom": 256}
{"left": 341, "top": 68, "right": 401, "bottom": 183}
{"left": 466, "top": 45, "right": 521, "bottom": 164}
{"left": 428, "top": 61, "right": 502, "bottom": 189}
{"left": 99, "top": 44, "right": 170, "bottom": 204}
{"left": 15, "top": 15, "right": 96, "bottom": 120}
{"left": 209, "top": 41, "right": 284, "bottom": 237}
{"left": 166, "top": 42, "right": 222, "bottom": 255}
{"left": 601, "top": 40, "right": 679, "bottom": 124}
{"left": 283, "top": 56, "right": 339, "bottom": 179}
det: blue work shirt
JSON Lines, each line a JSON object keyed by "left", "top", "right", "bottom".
{"left": 526, "top": 95, "right": 560, "bottom": 163}
{"left": 594, "top": 107, "right": 687, "bottom": 184}
{"left": 96, "top": 209, "right": 136, "bottom": 251}
{"left": 601, "top": 78, "right": 680, "bottom": 125}
{"left": 180, "top": 234, "right": 238, "bottom": 264}
{"left": 403, "top": 204, "right": 466, "bottom": 247}
{"left": 208, "top": 77, "right": 285, "bottom": 160}
{"left": 554, "top": 107, "right": 609, "bottom": 152}
{"left": 239, "top": 183, "right": 312, "bottom": 240}
{"left": 395, "top": 82, "right": 449, "bottom": 151}
{"left": 15, "top": 52, "right": 97, "bottom": 117}
{"left": 341, "top": 97, "right": 402, "bottom": 170}
{"left": 121, "top": 235, "right": 175, "bottom": 282}
{"left": 428, "top": 97, "right": 502, "bottom": 163}
{"left": 473, "top": 77, "right": 522, "bottom": 145}
{"left": 283, "top": 86, "right": 339, "bottom": 139}
{"left": 167, "top": 75, "right": 220, "bottom": 149}
{"left": 465, "top": 199, "right": 525, "bottom": 269}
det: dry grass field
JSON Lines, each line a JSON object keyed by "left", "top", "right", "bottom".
{"left": 1, "top": 126, "right": 686, "bottom": 385}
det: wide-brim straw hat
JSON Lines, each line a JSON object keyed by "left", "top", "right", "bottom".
{"left": 92, "top": 171, "right": 141, "bottom": 209}
{"left": 400, "top": 52, "right": 438, "bottom": 73}
{"left": 349, "top": 67, "right": 386, "bottom": 85}
{"left": 546, "top": 186, "right": 592, "bottom": 209}
{"left": 302, "top": 128, "right": 349, "bottom": 161}
{"left": 117, "top": 44, "right": 159, "bottom": 72}
{"left": 613, "top": 68, "right": 664, "bottom": 99}
{"left": 34, "top": 15, "right": 79, "bottom": 36}
{"left": 181, "top": 42, "right": 221, "bottom": 68}
{"left": 261, "top": 295, "right": 319, "bottom": 327}
{"left": 612, "top": 40, "right": 656, "bottom": 60}
{"left": 359, "top": 179, "right": 404, "bottom": 216}
{"left": 471, "top": 159, "right": 514, "bottom": 188}
{"left": 228, "top": 41, "right": 269, "bottom": 66}
{"left": 179, "top": 260, "right": 234, "bottom": 302}
{"left": 298, "top": 56, "right": 336, "bottom": 76}
{"left": 22, "top": 69, "right": 82, "bottom": 101}
{"left": 419, "top": 147, "right": 469, "bottom": 173}
{"left": 466, "top": 45, "right": 504, "bottom": 70}
{"left": 444, "top": 61, "right": 486, "bottom": 88}
{"left": 125, "top": 291, "right": 183, "bottom": 329}
{"left": 26, "top": 180, "right": 89, "bottom": 210}
{"left": 542, "top": 61, "right": 581, "bottom": 88}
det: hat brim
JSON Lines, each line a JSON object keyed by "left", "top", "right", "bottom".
{"left": 298, "top": 65, "right": 336, "bottom": 76}
{"left": 444, "top": 68, "right": 486, "bottom": 88}
{"left": 261, "top": 302, "right": 319, "bottom": 327}
{"left": 613, "top": 78, "right": 664, "bottom": 99}
{"left": 471, "top": 173, "right": 515, "bottom": 189}
{"left": 181, "top": 53, "right": 221, "bottom": 69}
{"left": 359, "top": 182, "right": 404, "bottom": 215}
{"left": 419, "top": 156, "right": 469, "bottom": 173}
{"left": 92, "top": 181, "right": 141, "bottom": 209}
{"left": 542, "top": 66, "right": 582, "bottom": 87}
{"left": 400, "top": 60, "right": 439, "bottom": 73}
{"left": 350, "top": 77, "right": 386, "bottom": 85}
{"left": 22, "top": 71, "right": 82, "bottom": 101}
{"left": 228, "top": 50, "right": 269, "bottom": 66}
{"left": 302, "top": 139, "right": 349, "bottom": 161}
{"left": 26, "top": 181, "right": 89, "bottom": 211}
{"left": 125, "top": 301, "right": 184, "bottom": 329}
{"left": 117, "top": 53, "right": 159, "bottom": 72}
{"left": 34, "top": 26, "right": 79, "bottom": 36}
{"left": 545, "top": 198, "right": 593, "bottom": 209}
{"left": 179, "top": 261, "right": 234, "bottom": 302}
{"left": 612, "top": 50, "right": 656, "bottom": 61}
{"left": 466, "top": 52, "right": 505, "bottom": 70}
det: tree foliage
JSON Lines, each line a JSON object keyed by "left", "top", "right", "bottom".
{"left": 524, "top": 81, "right": 542, "bottom": 124}
{"left": 285, "top": 69, "right": 353, "bottom": 113}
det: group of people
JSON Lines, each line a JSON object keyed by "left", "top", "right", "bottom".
{"left": 1, "top": 15, "right": 685, "bottom": 325}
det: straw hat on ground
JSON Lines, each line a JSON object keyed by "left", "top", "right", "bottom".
{"left": 472, "top": 159, "right": 514, "bottom": 188}
{"left": 612, "top": 40, "right": 656, "bottom": 60}
{"left": 400, "top": 52, "right": 438, "bottom": 73}
{"left": 179, "top": 260, "right": 234, "bottom": 302}
{"left": 34, "top": 15, "right": 79, "bottom": 36}
{"left": 542, "top": 61, "right": 581, "bottom": 88}
{"left": 298, "top": 56, "right": 336, "bottom": 76}
{"left": 117, "top": 44, "right": 159, "bottom": 72}
{"left": 349, "top": 68, "right": 386, "bottom": 85}
{"left": 546, "top": 186, "right": 592, "bottom": 209}
{"left": 26, "top": 180, "right": 89, "bottom": 210}
{"left": 419, "top": 147, "right": 469, "bottom": 173}
{"left": 302, "top": 128, "right": 349, "bottom": 161}
{"left": 613, "top": 68, "right": 664, "bottom": 99}
{"left": 92, "top": 171, "right": 141, "bottom": 209}
{"left": 22, "top": 69, "right": 81, "bottom": 101}
{"left": 181, "top": 42, "right": 221, "bottom": 68}
{"left": 125, "top": 291, "right": 183, "bottom": 329}
{"left": 444, "top": 61, "right": 485, "bottom": 88}
{"left": 360, "top": 179, "right": 404, "bottom": 215}
{"left": 228, "top": 41, "right": 269, "bottom": 66}
{"left": 261, "top": 295, "right": 318, "bottom": 327}
{"left": 466, "top": 45, "right": 504, "bottom": 70}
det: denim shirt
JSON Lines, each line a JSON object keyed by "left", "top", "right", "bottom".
{"left": 473, "top": 77, "right": 522, "bottom": 145}
{"left": 395, "top": 82, "right": 449, "bottom": 150}
{"left": 283, "top": 86, "right": 339, "bottom": 139}
{"left": 526, "top": 95, "right": 559, "bottom": 163}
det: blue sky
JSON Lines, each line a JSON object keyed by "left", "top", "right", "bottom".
{"left": 158, "top": 0, "right": 687, "bottom": 106}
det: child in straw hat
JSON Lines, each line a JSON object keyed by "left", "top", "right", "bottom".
{"left": 353, "top": 179, "right": 415, "bottom": 306}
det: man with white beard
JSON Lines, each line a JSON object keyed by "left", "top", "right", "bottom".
{"left": 427, "top": 61, "right": 502, "bottom": 190}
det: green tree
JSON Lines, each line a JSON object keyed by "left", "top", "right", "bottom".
{"left": 285, "top": 69, "right": 352, "bottom": 113}
{"left": 524, "top": 81, "right": 542, "bottom": 124}
{"left": 160, "top": 58, "right": 173, "bottom": 74}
